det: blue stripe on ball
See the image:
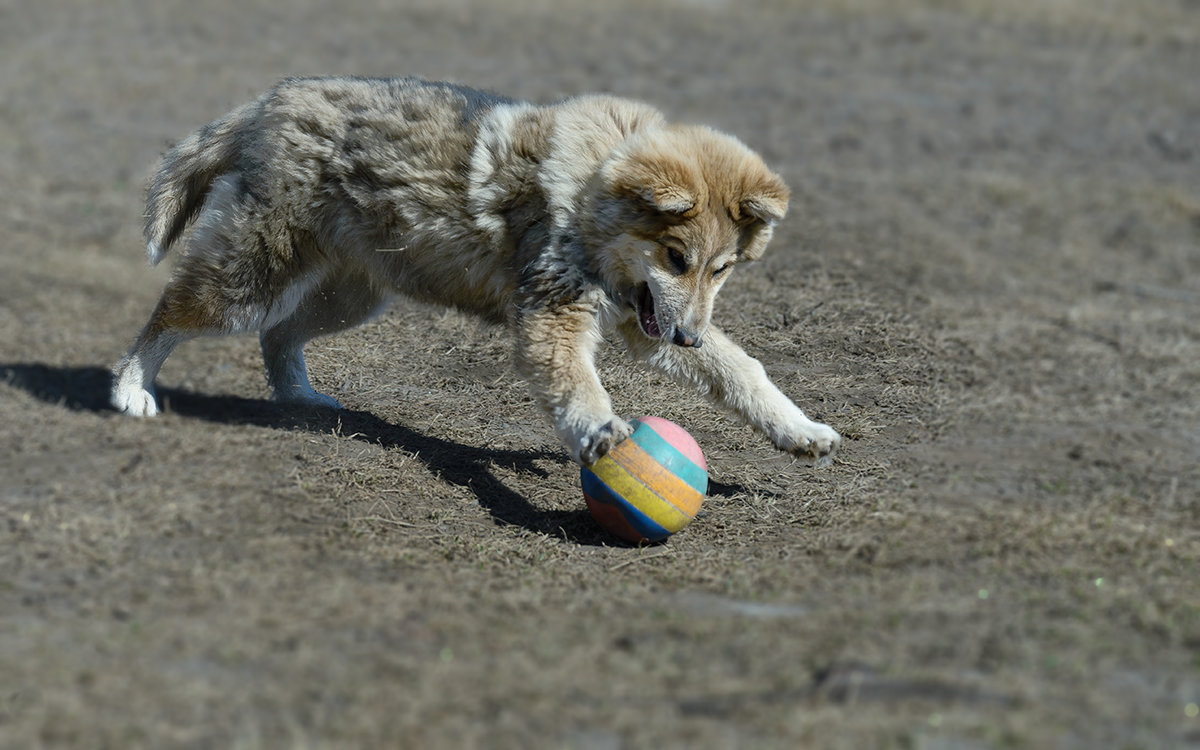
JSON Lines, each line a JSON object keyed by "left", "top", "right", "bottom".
{"left": 581, "top": 469, "right": 671, "bottom": 542}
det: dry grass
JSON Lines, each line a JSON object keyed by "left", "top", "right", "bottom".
{"left": 2, "top": 0, "right": 1199, "bottom": 747}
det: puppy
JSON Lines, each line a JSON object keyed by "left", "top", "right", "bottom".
{"left": 112, "top": 77, "right": 840, "bottom": 465}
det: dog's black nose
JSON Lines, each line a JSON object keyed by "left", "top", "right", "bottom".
{"left": 672, "top": 328, "right": 702, "bottom": 348}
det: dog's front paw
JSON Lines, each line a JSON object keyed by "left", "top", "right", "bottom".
{"left": 776, "top": 418, "right": 841, "bottom": 459}
{"left": 570, "top": 416, "right": 634, "bottom": 466}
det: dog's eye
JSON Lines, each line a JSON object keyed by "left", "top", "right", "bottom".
{"left": 713, "top": 263, "right": 732, "bottom": 278}
{"left": 665, "top": 246, "right": 688, "bottom": 274}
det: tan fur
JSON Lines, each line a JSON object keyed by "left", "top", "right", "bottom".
{"left": 112, "top": 77, "right": 840, "bottom": 464}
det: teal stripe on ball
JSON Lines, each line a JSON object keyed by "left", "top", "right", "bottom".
{"left": 629, "top": 421, "right": 708, "bottom": 494}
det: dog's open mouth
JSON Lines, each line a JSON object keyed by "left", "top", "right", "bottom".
{"left": 636, "top": 284, "right": 663, "bottom": 339}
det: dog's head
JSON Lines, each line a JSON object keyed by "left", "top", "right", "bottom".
{"left": 584, "top": 125, "right": 789, "bottom": 348}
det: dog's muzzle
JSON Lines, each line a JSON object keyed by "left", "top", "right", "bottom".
{"left": 637, "top": 284, "right": 702, "bottom": 347}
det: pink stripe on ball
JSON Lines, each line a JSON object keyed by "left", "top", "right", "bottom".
{"left": 637, "top": 416, "right": 706, "bottom": 470}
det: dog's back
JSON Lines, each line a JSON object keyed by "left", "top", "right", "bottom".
{"left": 145, "top": 78, "right": 510, "bottom": 268}
{"left": 143, "top": 78, "right": 665, "bottom": 321}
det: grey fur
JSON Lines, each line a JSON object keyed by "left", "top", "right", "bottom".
{"left": 113, "top": 77, "right": 840, "bottom": 465}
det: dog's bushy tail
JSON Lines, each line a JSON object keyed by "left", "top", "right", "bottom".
{"left": 143, "top": 101, "right": 257, "bottom": 265}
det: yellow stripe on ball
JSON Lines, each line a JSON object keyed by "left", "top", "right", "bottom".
{"left": 588, "top": 442, "right": 703, "bottom": 533}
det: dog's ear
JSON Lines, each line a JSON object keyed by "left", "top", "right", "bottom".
{"left": 731, "top": 171, "right": 789, "bottom": 261}
{"left": 637, "top": 183, "right": 697, "bottom": 217}
{"left": 735, "top": 171, "right": 790, "bottom": 226}
{"left": 604, "top": 143, "right": 704, "bottom": 226}
{"left": 734, "top": 172, "right": 790, "bottom": 261}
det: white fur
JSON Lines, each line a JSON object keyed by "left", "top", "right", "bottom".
{"left": 468, "top": 102, "right": 535, "bottom": 243}
{"left": 622, "top": 322, "right": 842, "bottom": 458}
{"left": 111, "top": 331, "right": 182, "bottom": 416}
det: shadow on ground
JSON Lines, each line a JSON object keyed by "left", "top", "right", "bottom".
{"left": 2, "top": 362, "right": 746, "bottom": 545}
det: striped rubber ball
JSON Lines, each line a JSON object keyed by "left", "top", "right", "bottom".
{"left": 581, "top": 416, "right": 708, "bottom": 544}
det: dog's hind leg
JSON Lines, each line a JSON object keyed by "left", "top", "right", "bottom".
{"left": 112, "top": 235, "right": 317, "bottom": 416}
{"left": 259, "top": 267, "right": 389, "bottom": 409}
{"left": 111, "top": 274, "right": 228, "bottom": 416}
{"left": 111, "top": 312, "right": 185, "bottom": 417}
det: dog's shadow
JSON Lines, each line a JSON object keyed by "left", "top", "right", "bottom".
{"left": 1, "top": 363, "right": 748, "bottom": 545}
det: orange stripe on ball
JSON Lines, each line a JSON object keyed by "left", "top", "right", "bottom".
{"left": 607, "top": 439, "right": 704, "bottom": 520}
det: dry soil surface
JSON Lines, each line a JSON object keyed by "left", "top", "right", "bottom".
{"left": 2, "top": 1, "right": 1199, "bottom": 748}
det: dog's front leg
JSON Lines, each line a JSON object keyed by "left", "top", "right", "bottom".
{"left": 620, "top": 321, "right": 841, "bottom": 459}
{"left": 517, "top": 295, "right": 632, "bottom": 465}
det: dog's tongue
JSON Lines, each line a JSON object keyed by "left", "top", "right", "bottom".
{"left": 639, "top": 285, "right": 662, "bottom": 338}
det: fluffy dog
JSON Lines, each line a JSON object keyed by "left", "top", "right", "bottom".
{"left": 112, "top": 77, "right": 840, "bottom": 465}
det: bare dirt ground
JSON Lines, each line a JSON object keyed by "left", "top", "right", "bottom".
{"left": 2, "top": 0, "right": 1199, "bottom": 747}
